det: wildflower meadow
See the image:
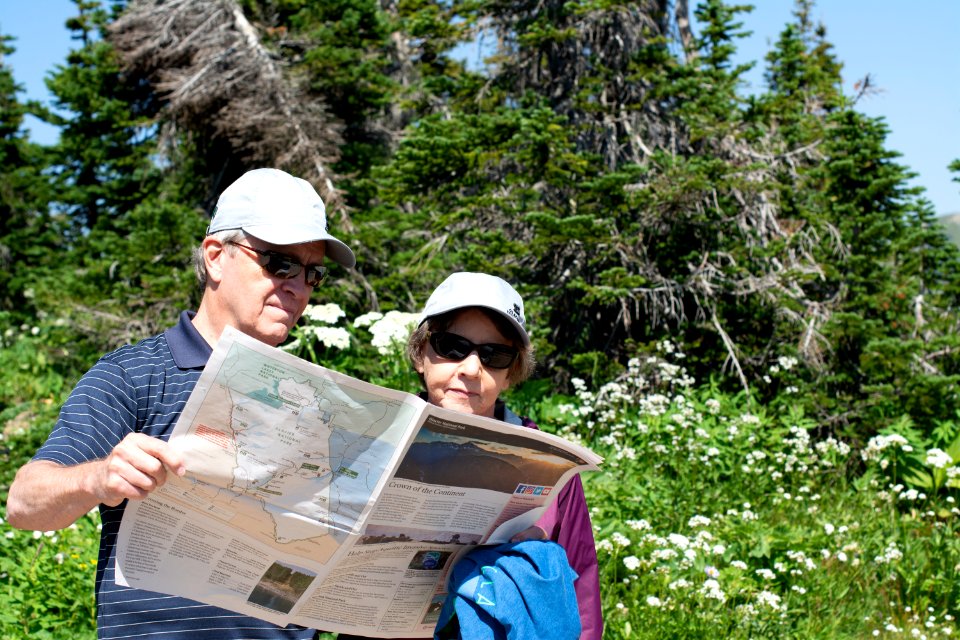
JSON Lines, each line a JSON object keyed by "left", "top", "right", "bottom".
{"left": 1, "top": 306, "right": 959, "bottom": 638}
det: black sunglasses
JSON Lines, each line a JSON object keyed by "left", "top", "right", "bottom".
{"left": 227, "top": 241, "right": 327, "bottom": 287}
{"left": 428, "top": 331, "right": 519, "bottom": 370}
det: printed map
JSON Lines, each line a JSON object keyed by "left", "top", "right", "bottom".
{"left": 164, "top": 338, "right": 418, "bottom": 564}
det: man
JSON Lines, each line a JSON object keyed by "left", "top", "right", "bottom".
{"left": 6, "top": 168, "right": 355, "bottom": 639}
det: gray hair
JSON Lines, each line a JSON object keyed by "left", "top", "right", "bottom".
{"left": 193, "top": 229, "right": 246, "bottom": 290}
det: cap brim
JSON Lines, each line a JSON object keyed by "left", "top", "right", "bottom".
{"left": 242, "top": 224, "right": 356, "bottom": 268}
{"left": 420, "top": 303, "right": 530, "bottom": 347}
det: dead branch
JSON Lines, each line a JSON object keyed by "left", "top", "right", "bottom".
{"left": 108, "top": 0, "right": 347, "bottom": 213}
{"left": 712, "top": 309, "right": 749, "bottom": 394}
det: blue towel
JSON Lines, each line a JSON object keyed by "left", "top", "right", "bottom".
{"left": 434, "top": 540, "right": 581, "bottom": 640}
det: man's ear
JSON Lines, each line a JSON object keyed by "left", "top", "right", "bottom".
{"left": 202, "top": 236, "right": 227, "bottom": 285}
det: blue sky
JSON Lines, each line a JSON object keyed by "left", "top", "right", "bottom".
{"left": 2, "top": 1, "right": 958, "bottom": 215}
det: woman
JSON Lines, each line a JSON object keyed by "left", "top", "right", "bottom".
{"left": 343, "top": 272, "right": 602, "bottom": 639}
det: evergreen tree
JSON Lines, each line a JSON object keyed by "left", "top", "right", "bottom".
{"left": 751, "top": 1, "right": 960, "bottom": 439}
{"left": 26, "top": 1, "right": 206, "bottom": 355}
{"left": 0, "top": 35, "right": 55, "bottom": 316}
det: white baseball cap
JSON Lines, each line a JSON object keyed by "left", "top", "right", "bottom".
{"left": 419, "top": 272, "right": 529, "bottom": 346}
{"left": 207, "top": 168, "right": 356, "bottom": 268}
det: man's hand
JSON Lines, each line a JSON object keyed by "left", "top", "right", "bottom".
{"left": 95, "top": 433, "right": 187, "bottom": 506}
{"left": 6, "top": 433, "right": 186, "bottom": 532}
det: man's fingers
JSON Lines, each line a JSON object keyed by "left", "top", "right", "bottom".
{"left": 131, "top": 434, "right": 186, "bottom": 477}
{"left": 98, "top": 434, "right": 186, "bottom": 504}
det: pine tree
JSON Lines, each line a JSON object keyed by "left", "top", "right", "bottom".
{"left": 25, "top": 1, "right": 206, "bottom": 354}
{"left": 750, "top": 0, "right": 960, "bottom": 439}
{"left": 0, "top": 35, "right": 56, "bottom": 316}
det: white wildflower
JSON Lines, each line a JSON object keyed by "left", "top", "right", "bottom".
{"left": 369, "top": 311, "right": 419, "bottom": 354}
{"left": 309, "top": 326, "right": 351, "bottom": 350}
{"left": 303, "top": 303, "right": 345, "bottom": 325}
{"left": 352, "top": 311, "right": 384, "bottom": 328}
{"left": 778, "top": 356, "right": 798, "bottom": 370}
{"left": 925, "top": 448, "right": 954, "bottom": 469}
{"left": 667, "top": 533, "right": 690, "bottom": 549}
{"left": 688, "top": 515, "right": 712, "bottom": 528}
{"left": 701, "top": 579, "right": 726, "bottom": 602}
{"left": 611, "top": 532, "right": 632, "bottom": 547}
{"left": 651, "top": 548, "right": 679, "bottom": 561}
{"left": 626, "top": 519, "right": 651, "bottom": 531}
{"left": 756, "top": 590, "right": 782, "bottom": 611}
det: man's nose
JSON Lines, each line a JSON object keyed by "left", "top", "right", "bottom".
{"left": 282, "top": 272, "right": 313, "bottom": 299}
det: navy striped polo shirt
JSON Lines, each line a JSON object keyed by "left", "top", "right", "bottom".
{"left": 35, "top": 311, "right": 317, "bottom": 640}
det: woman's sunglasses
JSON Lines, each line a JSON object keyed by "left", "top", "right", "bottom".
{"left": 227, "top": 241, "right": 328, "bottom": 287}
{"left": 428, "top": 331, "right": 519, "bottom": 369}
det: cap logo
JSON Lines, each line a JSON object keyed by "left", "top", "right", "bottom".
{"left": 508, "top": 303, "right": 524, "bottom": 326}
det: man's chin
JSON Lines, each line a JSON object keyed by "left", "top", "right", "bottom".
{"left": 246, "top": 324, "right": 291, "bottom": 348}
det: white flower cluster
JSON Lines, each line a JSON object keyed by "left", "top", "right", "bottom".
{"left": 755, "top": 590, "right": 783, "bottom": 611}
{"left": 700, "top": 578, "right": 726, "bottom": 602}
{"left": 687, "top": 515, "right": 712, "bottom": 528}
{"left": 303, "top": 303, "right": 346, "bottom": 325}
{"left": 367, "top": 311, "right": 420, "bottom": 355}
{"left": 873, "top": 541, "right": 903, "bottom": 565}
{"left": 925, "top": 448, "right": 955, "bottom": 470}
{"left": 288, "top": 303, "right": 352, "bottom": 351}
{"left": 303, "top": 325, "right": 351, "bottom": 350}
{"left": 862, "top": 434, "right": 913, "bottom": 462}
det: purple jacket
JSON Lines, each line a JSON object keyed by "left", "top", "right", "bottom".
{"left": 509, "top": 406, "right": 603, "bottom": 640}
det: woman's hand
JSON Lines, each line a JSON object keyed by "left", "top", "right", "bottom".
{"left": 510, "top": 525, "right": 548, "bottom": 542}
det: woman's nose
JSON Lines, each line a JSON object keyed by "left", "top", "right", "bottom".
{"left": 458, "top": 351, "right": 483, "bottom": 376}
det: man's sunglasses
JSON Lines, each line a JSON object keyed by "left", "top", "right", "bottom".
{"left": 428, "top": 331, "right": 519, "bottom": 370}
{"left": 227, "top": 241, "right": 327, "bottom": 287}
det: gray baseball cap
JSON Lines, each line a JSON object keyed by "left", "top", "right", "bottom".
{"left": 419, "top": 272, "right": 529, "bottom": 346}
{"left": 207, "top": 168, "right": 356, "bottom": 268}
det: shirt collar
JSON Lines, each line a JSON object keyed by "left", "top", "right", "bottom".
{"left": 496, "top": 399, "right": 524, "bottom": 426}
{"left": 165, "top": 310, "right": 211, "bottom": 370}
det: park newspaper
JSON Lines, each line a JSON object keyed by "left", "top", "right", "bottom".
{"left": 114, "top": 326, "right": 601, "bottom": 638}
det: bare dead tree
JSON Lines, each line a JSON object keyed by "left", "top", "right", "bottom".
{"left": 674, "top": 0, "right": 696, "bottom": 63}
{"left": 108, "top": 0, "right": 347, "bottom": 213}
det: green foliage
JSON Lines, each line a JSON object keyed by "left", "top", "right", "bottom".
{"left": 0, "top": 320, "right": 73, "bottom": 419}
{"left": 0, "top": 513, "right": 99, "bottom": 639}
{"left": 0, "top": 411, "right": 96, "bottom": 639}
{"left": 525, "top": 343, "right": 960, "bottom": 638}
{"left": 0, "top": 35, "right": 56, "bottom": 319}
